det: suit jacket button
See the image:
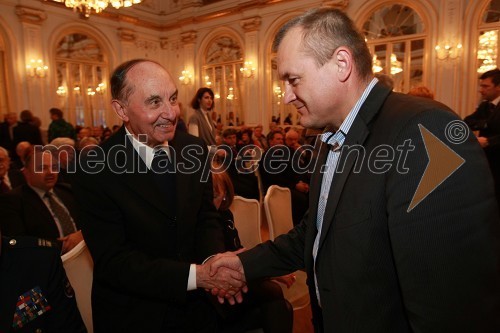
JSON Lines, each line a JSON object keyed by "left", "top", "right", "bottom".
{"left": 9, "top": 239, "right": 16, "bottom": 246}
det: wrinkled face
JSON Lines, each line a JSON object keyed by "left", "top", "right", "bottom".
{"left": 269, "top": 133, "right": 284, "bottom": 146}
{"left": 479, "top": 77, "right": 500, "bottom": 101}
{"left": 200, "top": 92, "right": 214, "bottom": 111}
{"left": 24, "top": 152, "right": 58, "bottom": 192}
{"left": 278, "top": 27, "right": 341, "bottom": 129}
{"left": 113, "top": 61, "right": 179, "bottom": 147}
{"left": 0, "top": 150, "right": 10, "bottom": 178}
{"left": 285, "top": 132, "right": 299, "bottom": 148}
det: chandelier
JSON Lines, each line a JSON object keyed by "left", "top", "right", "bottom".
{"left": 51, "top": 0, "right": 142, "bottom": 18}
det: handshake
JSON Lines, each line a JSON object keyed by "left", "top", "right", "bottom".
{"left": 196, "top": 249, "right": 247, "bottom": 305}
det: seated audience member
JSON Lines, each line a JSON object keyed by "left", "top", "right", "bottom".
{"left": 48, "top": 107, "right": 76, "bottom": 142}
{"left": 284, "top": 128, "right": 301, "bottom": 151}
{"left": 0, "top": 112, "right": 18, "bottom": 160}
{"left": 0, "top": 147, "right": 83, "bottom": 254}
{"left": 49, "top": 137, "right": 76, "bottom": 185}
{"left": 0, "top": 228, "right": 87, "bottom": 333}
{"left": 212, "top": 167, "right": 293, "bottom": 333}
{"left": 77, "top": 136, "right": 99, "bottom": 151}
{"left": 76, "top": 127, "right": 91, "bottom": 142}
{"left": 89, "top": 126, "right": 103, "bottom": 143}
{"left": 407, "top": 86, "right": 435, "bottom": 99}
{"left": 220, "top": 128, "right": 260, "bottom": 201}
{"left": 0, "top": 146, "right": 24, "bottom": 193}
{"left": 260, "top": 130, "right": 309, "bottom": 226}
{"left": 253, "top": 124, "right": 268, "bottom": 150}
{"left": 237, "top": 127, "right": 253, "bottom": 151}
{"left": 11, "top": 141, "right": 32, "bottom": 170}
{"left": 101, "top": 127, "right": 113, "bottom": 142}
{"left": 13, "top": 110, "right": 43, "bottom": 147}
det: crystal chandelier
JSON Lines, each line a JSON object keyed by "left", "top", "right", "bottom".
{"left": 51, "top": 0, "right": 142, "bottom": 18}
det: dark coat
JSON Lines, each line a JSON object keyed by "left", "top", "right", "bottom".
{"left": 0, "top": 183, "right": 78, "bottom": 242}
{"left": 72, "top": 127, "right": 225, "bottom": 332}
{"left": 0, "top": 235, "right": 86, "bottom": 333}
{"left": 239, "top": 83, "right": 500, "bottom": 333}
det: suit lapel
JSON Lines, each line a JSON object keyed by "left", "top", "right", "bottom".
{"left": 318, "top": 83, "right": 392, "bottom": 251}
{"left": 23, "top": 185, "right": 59, "bottom": 236}
{"left": 111, "top": 128, "right": 177, "bottom": 219}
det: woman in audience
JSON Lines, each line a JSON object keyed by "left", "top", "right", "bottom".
{"left": 188, "top": 87, "right": 217, "bottom": 146}
{"left": 212, "top": 166, "right": 294, "bottom": 333}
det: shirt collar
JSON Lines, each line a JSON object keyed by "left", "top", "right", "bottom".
{"left": 491, "top": 96, "right": 500, "bottom": 106}
{"left": 29, "top": 185, "right": 52, "bottom": 199}
{"left": 124, "top": 126, "right": 169, "bottom": 169}
{"left": 321, "top": 77, "right": 379, "bottom": 147}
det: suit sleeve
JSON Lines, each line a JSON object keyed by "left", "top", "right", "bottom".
{"left": 463, "top": 102, "right": 489, "bottom": 131}
{"left": 239, "top": 211, "right": 308, "bottom": 280}
{"left": 386, "top": 108, "right": 500, "bottom": 331}
{"left": 72, "top": 164, "right": 192, "bottom": 304}
{"left": 0, "top": 192, "right": 26, "bottom": 236}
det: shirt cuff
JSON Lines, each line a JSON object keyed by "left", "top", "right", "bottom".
{"left": 187, "top": 264, "right": 197, "bottom": 291}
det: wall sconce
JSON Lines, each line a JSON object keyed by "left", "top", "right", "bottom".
{"left": 240, "top": 61, "right": 255, "bottom": 78}
{"left": 26, "top": 59, "right": 48, "bottom": 78}
{"left": 179, "top": 70, "right": 193, "bottom": 85}
{"left": 390, "top": 53, "right": 403, "bottom": 75}
{"left": 274, "top": 86, "right": 282, "bottom": 105}
{"left": 56, "top": 86, "right": 67, "bottom": 96}
{"left": 372, "top": 55, "right": 383, "bottom": 73}
{"left": 435, "top": 41, "right": 462, "bottom": 60}
{"left": 204, "top": 75, "right": 212, "bottom": 88}
{"left": 95, "top": 82, "right": 106, "bottom": 94}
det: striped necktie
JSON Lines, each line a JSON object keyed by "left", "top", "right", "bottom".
{"left": 45, "top": 191, "right": 76, "bottom": 236}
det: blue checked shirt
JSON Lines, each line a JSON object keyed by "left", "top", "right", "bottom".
{"left": 313, "top": 78, "right": 378, "bottom": 304}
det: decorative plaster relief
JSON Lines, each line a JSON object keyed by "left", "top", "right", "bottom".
{"left": 205, "top": 36, "right": 242, "bottom": 64}
{"left": 160, "top": 37, "right": 169, "bottom": 49}
{"left": 135, "top": 40, "right": 159, "bottom": 52}
{"left": 117, "top": 28, "right": 136, "bottom": 42}
{"left": 181, "top": 31, "right": 198, "bottom": 44}
{"left": 240, "top": 17, "right": 262, "bottom": 32}
{"left": 322, "top": 0, "right": 349, "bottom": 9}
{"left": 15, "top": 6, "right": 47, "bottom": 25}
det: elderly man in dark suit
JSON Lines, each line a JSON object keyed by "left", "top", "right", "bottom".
{"left": 0, "top": 147, "right": 83, "bottom": 254}
{"left": 72, "top": 59, "right": 244, "bottom": 333}
{"left": 210, "top": 8, "right": 500, "bottom": 333}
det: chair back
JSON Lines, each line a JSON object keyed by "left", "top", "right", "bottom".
{"left": 230, "top": 196, "right": 262, "bottom": 248}
{"left": 264, "top": 185, "right": 311, "bottom": 310}
{"left": 264, "top": 185, "right": 294, "bottom": 240}
{"left": 61, "top": 240, "right": 94, "bottom": 333}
